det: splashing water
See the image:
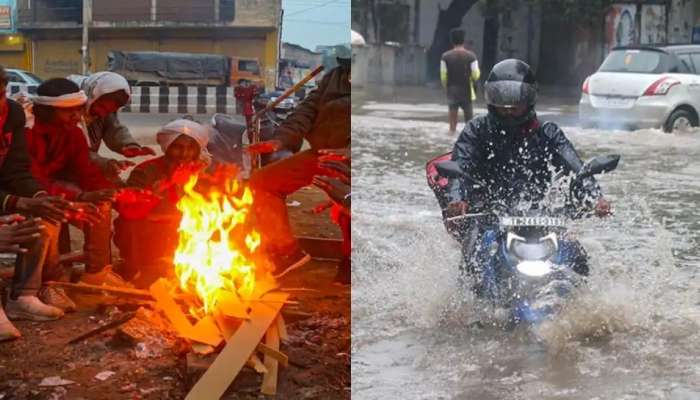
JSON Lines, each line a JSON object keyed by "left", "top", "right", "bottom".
{"left": 352, "top": 115, "right": 700, "bottom": 399}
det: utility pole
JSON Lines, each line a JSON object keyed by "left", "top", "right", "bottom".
{"left": 277, "top": 8, "right": 283, "bottom": 88}
{"left": 81, "top": 0, "right": 92, "bottom": 75}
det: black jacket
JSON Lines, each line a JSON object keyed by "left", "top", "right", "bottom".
{"left": 274, "top": 64, "right": 350, "bottom": 152}
{"left": 0, "top": 99, "right": 46, "bottom": 212}
{"left": 447, "top": 114, "right": 601, "bottom": 208}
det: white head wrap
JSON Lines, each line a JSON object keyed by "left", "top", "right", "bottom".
{"left": 156, "top": 119, "right": 212, "bottom": 162}
{"left": 81, "top": 71, "right": 131, "bottom": 110}
{"left": 30, "top": 90, "right": 88, "bottom": 107}
{"left": 20, "top": 89, "right": 87, "bottom": 128}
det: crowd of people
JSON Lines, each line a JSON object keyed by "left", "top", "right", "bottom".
{"left": 0, "top": 58, "right": 351, "bottom": 341}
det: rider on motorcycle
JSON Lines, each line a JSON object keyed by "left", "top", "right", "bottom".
{"left": 440, "top": 59, "right": 611, "bottom": 275}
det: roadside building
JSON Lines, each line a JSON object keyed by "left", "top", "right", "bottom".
{"left": 6, "top": 0, "right": 281, "bottom": 89}
{"left": 0, "top": 0, "right": 32, "bottom": 70}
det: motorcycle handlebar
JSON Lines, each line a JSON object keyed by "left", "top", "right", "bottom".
{"left": 444, "top": 204, "right": 591, "bottom": 222}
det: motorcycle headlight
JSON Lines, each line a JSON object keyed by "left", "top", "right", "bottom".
{"left": 507, "top": 232, "right": 558, "bottom": 261}
{"left": 516, "top": 260, "right": 553, "bottom": 277}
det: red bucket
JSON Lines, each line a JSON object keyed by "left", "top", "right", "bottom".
{"left": 115, "top": 189, "right": 162, "bottom": 220}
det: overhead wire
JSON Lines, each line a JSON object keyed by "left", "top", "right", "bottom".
{"left": 284, "top": 0, "right": 343, "bottom": 17}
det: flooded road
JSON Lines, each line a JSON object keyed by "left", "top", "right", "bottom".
{"left": 351, "top": 108, "right": 700, "bottom": 399}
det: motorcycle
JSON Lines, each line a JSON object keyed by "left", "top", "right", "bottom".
{"left": 207, "top": 91, "right": 297, "bottom": 170}
{"left": 427, "top": 154, "right": 620, "bottom": 328}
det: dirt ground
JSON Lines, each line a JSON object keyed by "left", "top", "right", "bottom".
{"left": 0, "top": 189, "right": 349, "bottom": 400}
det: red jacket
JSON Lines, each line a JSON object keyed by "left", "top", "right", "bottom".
{"left": 25, "top": 120, "right": 114, "bottom": 200}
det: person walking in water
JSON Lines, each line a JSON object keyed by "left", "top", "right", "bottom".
{"left": 441, "top": 28, "right": 480, "bottom": 135}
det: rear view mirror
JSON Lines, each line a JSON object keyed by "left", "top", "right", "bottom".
{"left": 435, "top": 161, "right": 463, "bottom": 178}
{"left": 435, "top": 161, "right": 486, "bottom": 187}
{"left": 580, "top": 154, "right": 621, "bottom": 177}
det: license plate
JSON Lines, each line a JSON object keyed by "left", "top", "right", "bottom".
{"left": 592, "top": 95, "right": 634, "bottom": 109}
{"left": 501, "top": 217, "right": 565, "bottom": 227}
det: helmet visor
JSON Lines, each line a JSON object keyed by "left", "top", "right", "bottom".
{"left": 484, "top": 80, "right": 537, "bottom": 108}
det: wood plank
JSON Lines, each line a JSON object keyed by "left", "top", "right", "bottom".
{"left": 247, "top": 355, "right": 268, "bottom": 374}
{"left": 185, "top": 292, "right": 288, "bottom": 400}
{"left": 191, "top": 316, "right": 223, "bottom": 346}
{"left": 261, "top": 322, "right": 281, "bottom": 395}
{"left": 47, "top": 281, "right": 152, "bottom": 298}
{"left": 213, "top": 311, "right": 243, "bottom": 342}
{"left": 149, "top": 279, "right": 222, "bottom": 346}
{"left": 257, "top": 342, "right": 288, "bottom": 367}
{"left": 276, "top": 315, "right": 289, "bottom": 342}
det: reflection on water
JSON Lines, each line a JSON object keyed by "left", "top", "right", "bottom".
{"left": 351, "top": 116, "right": 700, "bottom": 400}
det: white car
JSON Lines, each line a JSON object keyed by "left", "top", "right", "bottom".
{"left": 579, "top": 45, "right": 700, "bottom": 132}
{"left": 5, "top": 68, "right": 42, "bottom": 96}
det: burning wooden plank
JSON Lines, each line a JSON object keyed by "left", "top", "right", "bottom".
{"left": 184, "top": 291, "right": 288, "bottom": 400}
{"left": 149, "top": 279, "right": 223, "bottom": 346}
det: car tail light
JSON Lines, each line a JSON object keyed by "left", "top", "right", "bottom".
{"left": 643, "top": 77, "right": 681, "bottom": 96}
{"left": 582, "top": 77, "right": 590, "bottom": 94}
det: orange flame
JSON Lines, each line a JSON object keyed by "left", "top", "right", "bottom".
{"left": 173, "top": 172, "right": 268, "bottom": 315}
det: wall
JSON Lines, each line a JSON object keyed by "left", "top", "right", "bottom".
{"left": 394, "top": 45, "right": 425, "bottom": 84}
{"left": 282, "top": 43, "right": 323, "bottom": 67}
{"left": 157, "top": 0, "right": 216, "bottom": 23}
{"left": 365, "top": 44, "right": 394, "bottom": 85}
{"left": 33, "top": 38, "right": 82, "bottom": 77}
{"left": 668, "top": 0, "right": 694, "bottom": 43}
{"left": 93, "top": 0, "right": 151, "bottom": 22}
{"left": 496, "top": 3, "right": 541, "bottom": 71}
{"left": 21, "top": 0, "right": 277, "bottom": 28}
{"left": 355, "top": 43, "right": 425, "bottom": 86}
{"left": 232, "top": 0, "right": 280, "bottom": 28}
{"left": 351, "top": 45, "right": 369, "bottom": 87}
{"left": 0, "top": 35, "right": 28, "bottom": 69}
{"left": 640, "top": 4, "right": 666, "bottom": 45}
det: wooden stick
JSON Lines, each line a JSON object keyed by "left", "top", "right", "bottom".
{"left": 249, "top": 65, "right": 324, "bottom": 170}
{"left": 257, "top": 342, "right": 288, "bottom": 367}
{"left": 279, "top": 287, "right": 321, "bottom": 293}
{"left": 66, "top": 311, "right": 137, "bottom": 345}
{"left": 260, "top": 323, "right": 281, "bottom": 395}
{"left": 247, "top": 355, "right": 268, "bottom": 374}
{"left": 276, "top": 315, "right": 289, "bottom": 342}
{"left": 254, "top": 65, "right": 324, "bottom": 120}
{"left": 46, "top": 281, "right": 152, "bottom": 298}
{"left": 281, "top": 309, "right": 313, "bottom": 319}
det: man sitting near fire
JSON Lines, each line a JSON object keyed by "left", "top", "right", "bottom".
{"left": 247, "top": 58, "right": 351, "bottom": 279}
{"left": 24, "top": 78, "right": 125, "bottom": 287}
{"left": 76, "top": 71, "right": 156, "bottom": 183}
{"left": 113, "top": 118, "right": 210, "bottom": 286}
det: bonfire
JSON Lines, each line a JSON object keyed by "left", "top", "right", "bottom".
{"left": 147, "top": 168, "right": 290, "bottom": 398}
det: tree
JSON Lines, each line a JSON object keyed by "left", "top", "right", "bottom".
{"left": 426, "top": 0, "right": 480, "bottom": 82}
{"left": 530, "top": 0, "right": 616, "bottom": 25}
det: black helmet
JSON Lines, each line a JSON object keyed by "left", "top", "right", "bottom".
{"left": 484, "top": 59, "right": 537, "bottom": 127}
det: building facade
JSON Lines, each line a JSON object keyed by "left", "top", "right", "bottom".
{"left": 353, "top": 0, "right": 700, "bottom": 88}
{"left": 0, "top": 0, "right": 32, "bottom": 70}
{"left": 1, "top": 0, "right": 281, "bottom": 88}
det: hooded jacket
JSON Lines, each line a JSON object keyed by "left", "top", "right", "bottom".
{"left": 79, "top": 72, "right": 139, "bottom": 170}
{"left": 447, "top": 113, "right": 601, "bottom": 208}
{"left": 273, "top": 63, "right": 350, "bottom": 152}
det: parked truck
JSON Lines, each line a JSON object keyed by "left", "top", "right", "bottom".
{"left": 107, "top": 50, "right": 265, "bottom": 89}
